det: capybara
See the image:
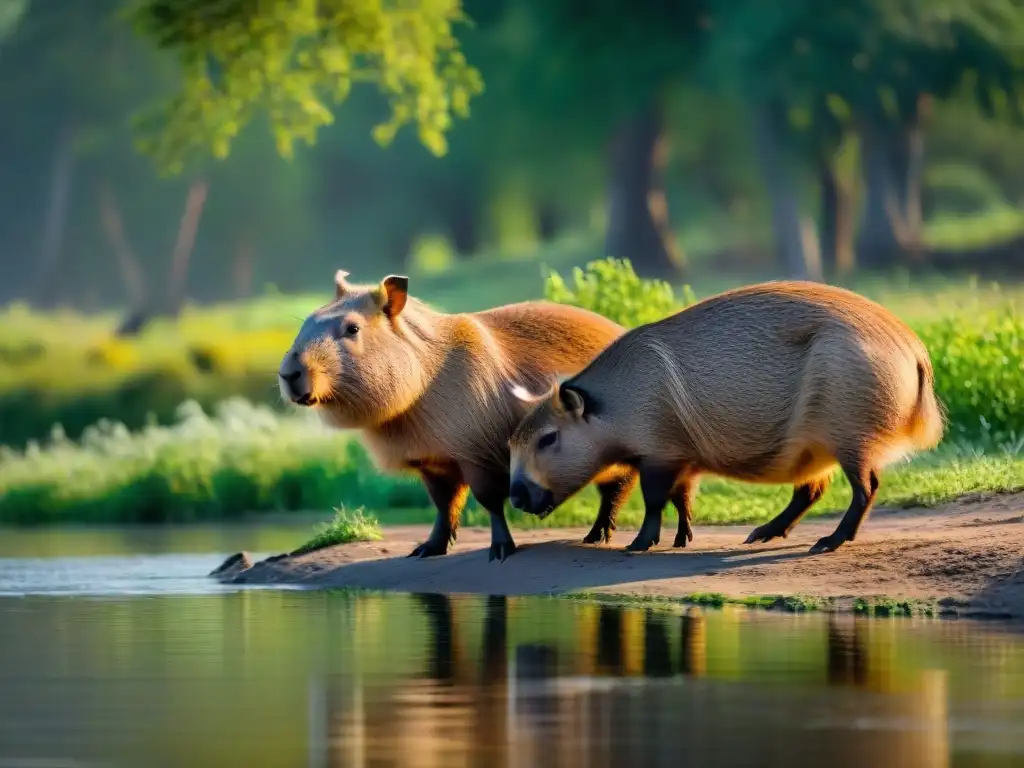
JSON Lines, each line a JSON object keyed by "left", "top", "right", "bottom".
{"left": 278, "top": 270, "right": 633, "bottom": 561}
{"left": 507, "top": 281, "right": 945, "bottom": 554}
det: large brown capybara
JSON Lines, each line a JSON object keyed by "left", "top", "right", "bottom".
{"left": 507, "top": 281, "right": 945, "bottom": 554}
{"left": 278, "top": 270, "right": 633, "bottom": 561}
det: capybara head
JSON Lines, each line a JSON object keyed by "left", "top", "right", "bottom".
{"left": 507, "top": 381, "right": 610, "bottom": 517}
{"left": 278, "top": 270, "right": 427, "bottom": 428}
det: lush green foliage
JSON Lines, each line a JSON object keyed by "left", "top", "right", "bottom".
{"left": 129, "top": 0, "right": 484, "bottom": 173}
{"left": 292, "top": 507, "right": 383, "bottom": 555}
{"left": 543, "top": 258, "right": 696, "bottom": 328}
{"left": 918, "top": 305, "right": 1024, "bottom": 444}
{"left": 4, "top": 1, "right": 1024, "bottom": 314}
{"left": 0, "top": 399, "right": 427, "bottom": 525}
{"left": 0, "top": 397, "right": 1021, "bottom": 526}
{"left": 2, "top": 258, "right": 1023, "bottom": 527}
{"left": 1, "top": 259, "right": 1022, "bottom": 448}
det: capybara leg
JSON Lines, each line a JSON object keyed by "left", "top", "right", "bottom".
{"left": 627, "top": 464, "right": 677, "bottom": 552}
{"left": 744, "top": 475, "right": 832, "bottom": 545}
{"left": 409, "top": 470, "right": 469, "bottom": 559}
{"left": 670, "top": 472, "right": 699, "bottom": 548}
{"left": 810, "top": 466, "right": 879, "bottom": 554}
{"left": 463, "top": 465, "right": 518, "bottom": 562}
{"left": 585, "top": 470, "right": 638, "bottom": 545}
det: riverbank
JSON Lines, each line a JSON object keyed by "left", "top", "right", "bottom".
{"left": 222, "top": 491, "right": 1024, "bottom": 620}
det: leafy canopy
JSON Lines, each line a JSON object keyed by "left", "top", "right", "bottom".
{"left": 127, "top": 0, "right": 484, "bottom": 174}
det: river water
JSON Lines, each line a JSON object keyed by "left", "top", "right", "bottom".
{"left": 0, "top": 524, "right": 1022, "bottom": 767}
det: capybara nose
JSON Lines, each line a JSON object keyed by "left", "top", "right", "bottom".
{"left": 509, "top": 480, "right": 530, "bottom": 511}
{"left": 278, "top": 355, "right": 311, "bottom": 404}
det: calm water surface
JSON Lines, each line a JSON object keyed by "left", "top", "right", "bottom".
{"left": 0, "top": 525, "right": 1022, "bottom": 767}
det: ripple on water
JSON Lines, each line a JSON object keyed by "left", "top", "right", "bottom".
{"left": 0, "top": 553, "right": 274, "bottom": 597}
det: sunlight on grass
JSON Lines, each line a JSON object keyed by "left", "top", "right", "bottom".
{"left": 292, "top": 507, "right": 383, "bottom": 555}
{"left": 925, "top": 206, "right": 1024, "bottom": 251}
{"left": 512, "top": 446, "right": 1024, "bottom": 531}
{"left": 2, "top": 261, "right": 1024, "bottom": 526}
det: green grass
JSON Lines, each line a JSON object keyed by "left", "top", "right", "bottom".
{"left": 0, "top": 396, "right": 1022, "bottom": 525}
{"left": 291, "top": 507, "right": 383, "bottom": 556}
{"left": 924, "top": 206, "right": 1024, "bottom": 251}
{"left": 853, "top": 596, "right": 940, "bottom": 618}
{"left": 1, "top": 231, "right": 1023, "bottom": 448}
{"left": 1, "top": 255, "right": 1023, "bottom": 525}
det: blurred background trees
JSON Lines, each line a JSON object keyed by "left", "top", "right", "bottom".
{"left": 1, "top": 0, "right": 1023, "bottom": 310}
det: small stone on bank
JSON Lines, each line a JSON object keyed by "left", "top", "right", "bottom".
{"left": 210, "top": 551, "right": 253, "bottom": 578}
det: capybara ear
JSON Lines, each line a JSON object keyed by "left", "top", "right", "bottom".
{"left": 381, "top": 275, "right": 409, "bottom": 317}
{"left": 559, "top": 384, "right": 586, "bottom": 419}
{"left": 334, "top": 270, "right": 351, "bottom": 299}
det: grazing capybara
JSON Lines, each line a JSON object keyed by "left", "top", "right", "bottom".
{"left": 507, "top": 281, "right": 945, "bottom": 554}
{"left": 278, "top": 270, "right": 633, "bottom": 561}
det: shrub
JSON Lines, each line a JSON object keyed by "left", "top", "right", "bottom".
{"left": 0, "top": 398, "right": 428, "bottom": 525}
{"left": 917, "top": 305, "right": 1023, "bottom": 445}
{"left": 543, "top": 257, "right": 695, "bottom": 328}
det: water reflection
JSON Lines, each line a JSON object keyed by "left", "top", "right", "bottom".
{"left": 0, "top": 592, "right": 1021, "bottom": 767}
{"left": 306, "top": 598, "right": 1022, "bottom": 768}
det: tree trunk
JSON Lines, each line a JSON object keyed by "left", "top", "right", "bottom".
{"left": 165, "top": 180, "right": 208, "bottom": 314}
{"left": 97, "top": 180, "right": 146, "bottom": 309}
{"left": 31, "top": 126, "right": 76, "bottom": 307}
{"left": 232, "top": 235, "right": 255, "bottom": 299}
{"left": 604, "top": 103, "right": 685, "bottom": 278}
{"left": 856, "top": 118, "right": 924, "bottom": 269}
{"left": 893, "top": 122, "right": 925, "bottom": 259}
{"left": 751, "top": 100, "right": 821, "bottom": 281}
{"left": 446, "top": 192, "right": 480, "bottom": 257}
{"left": 857, "top": 123, "right": 899, "bottom": 269}
{"left": 536, "top": 202, "right": 561, "bottom": 242}
{"left": 818, "top": 161, "right": 856, "bottom": 278}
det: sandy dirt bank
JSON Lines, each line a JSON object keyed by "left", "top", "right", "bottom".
{"left": 221, "top": 492, "right": 1024, "bottom": 618}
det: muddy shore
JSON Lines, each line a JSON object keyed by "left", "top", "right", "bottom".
{"left": 219, "top": 492, "right": 1024, "bottom": 619}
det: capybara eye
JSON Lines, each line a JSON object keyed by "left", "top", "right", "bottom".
{"left": 345, "top": 323, "right": 360, "bottom": 337}
{"left": 537, "top": 431, "right": 558, "bottom": 451}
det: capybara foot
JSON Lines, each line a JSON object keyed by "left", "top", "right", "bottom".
{"left": 583, "top": 519, "right": 615, "bottom": 545}
{"left": 489, "top": 540, "right": 517, "bottom": 562}
{"left": 744, "top": 521, "right": 788, "bottom": 545}
{"left": 672, "top": 525, "right": 693, "bottom": 548}
{"left": 625, "top": 532, "right": 660, "bottom": 552}
{"left": 408, "top": 537, "right": 451, "bottom": 559}
{"left": 809, "top": 533, "right": 847, "bottom": 554}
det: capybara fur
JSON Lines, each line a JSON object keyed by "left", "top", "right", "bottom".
{"left": 508, "top": 281, "right": 945, "bottom": 554}
{"left": 278, "top": 270, "right": 632, "bottom": 560}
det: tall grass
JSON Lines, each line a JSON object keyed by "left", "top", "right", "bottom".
{"left": 292, "top": 507, "right": 384, "bottom": 555}
{"left": 0, "top": 397, "right": 1021, "bottom": 527}
{"left": 1, "top": 252, "right": 1023, "bottom": 448}
{"left": 0, "top": 258, "right": 1022, "bottom": 526}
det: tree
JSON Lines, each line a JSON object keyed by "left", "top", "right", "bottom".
{"left": 0, "top": 0, "right": 176, "bottom": 307}
{"left": 127, "top": 0, "right": 484, "bottom": 174}
{"left": 703, "top": 0, "right": 1024, "bottom": 276}
{"left": 517, "top": 0, "right": 710, "bottom": 278}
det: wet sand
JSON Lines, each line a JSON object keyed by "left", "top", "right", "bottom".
{"left": 222, "top": 492, "right": 1024, "bottom": 618}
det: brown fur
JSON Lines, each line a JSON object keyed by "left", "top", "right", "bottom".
{"left": 509, "top": 281, "right": 945, "bottom": 554}
{"left": 278, "top": 270, "right": 629, "bottom": 558}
